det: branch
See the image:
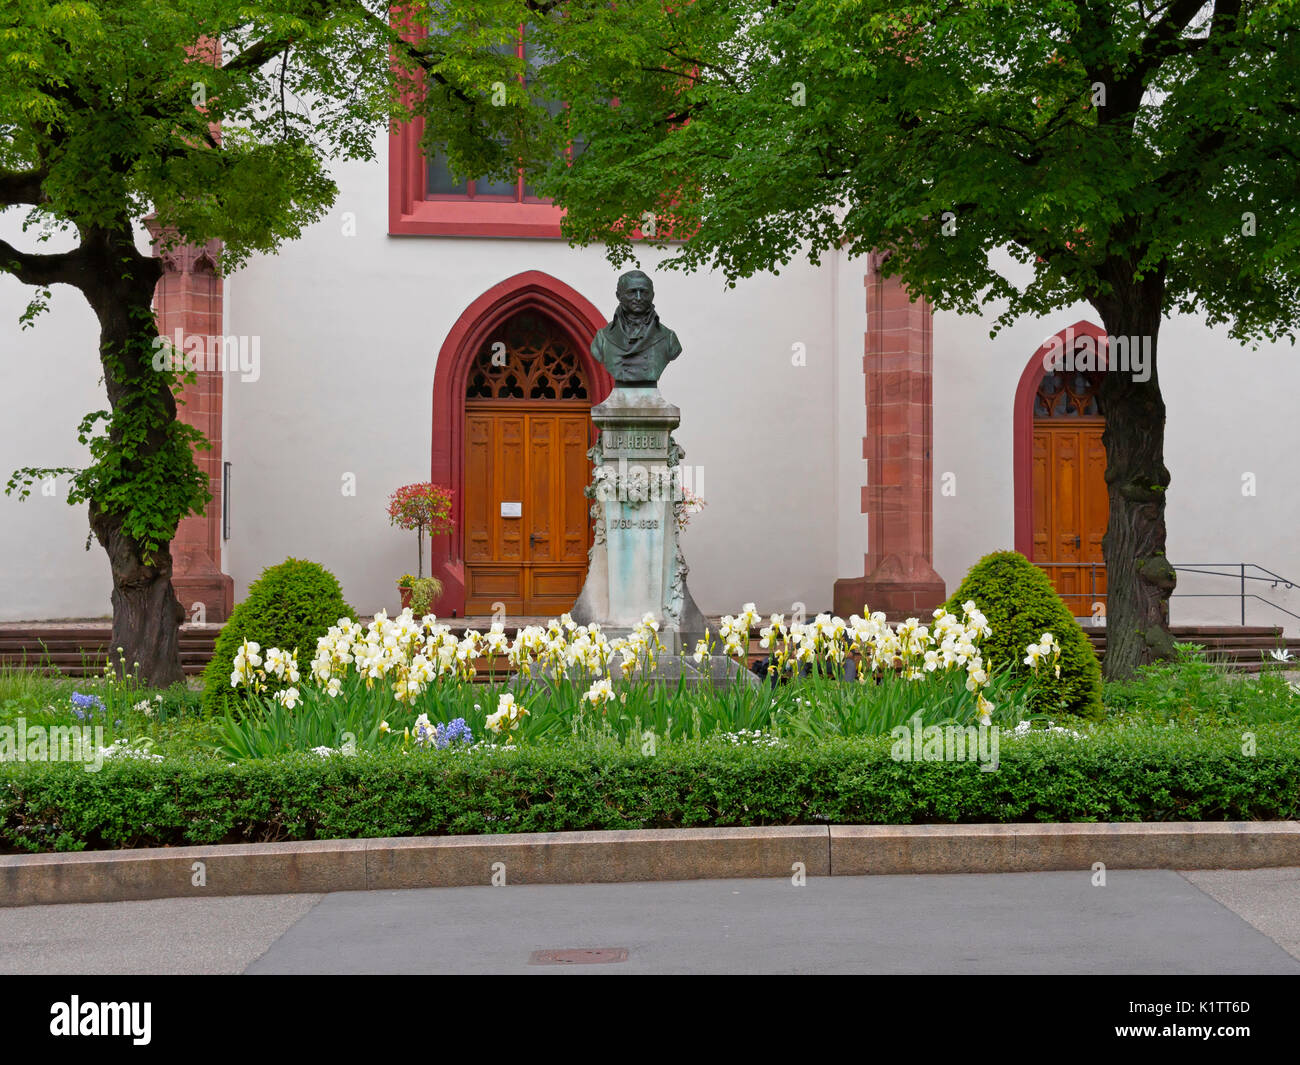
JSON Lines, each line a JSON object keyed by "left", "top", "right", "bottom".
{"left": 1104, "top": 0, "right": 1219, "bottom": 118}
{"left": 657, "top": 44, "right": 738, "bottom": 88}
{"left": 222, "top": 35, "right": 295, "bottom": 75}
{"left": 280, "top": 46, "right": 290, "bottom": 139}
{"left": 0, "top": 167, "right": 47, "bottom": 206}
{"left": 0, "top": 236, "right": 84, "bottom": 287}
{"left": 320, "top": 1, "right": 476, "bottom": 107}
{"left": 1136, "top": 0, "right": 1210, "bottom": 72}
{"left": 1209, "top": 0, "right": 1244, "bottom": 40}
{"left": 1148, "top": 0, "right": 1243, "bottom": 194}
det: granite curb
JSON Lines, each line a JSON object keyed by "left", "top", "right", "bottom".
{"left": 1, "top": 822, "right": 1297, "bottom": 907}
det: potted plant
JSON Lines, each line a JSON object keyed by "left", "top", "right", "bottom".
{"left": 409, "top": 576, "right": 444, "bottom": 616}
{"left": 397, "top": 573, "right": 416, "bottom": 610}
{"left": 388, "top": 483, "right": 454, "bottom": 610}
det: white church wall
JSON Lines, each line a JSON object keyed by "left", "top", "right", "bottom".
{"left": 1159, "top": 313, "right": 1300, "bottom": 634}
{"left": 221, "top": 132, "right": 840, "bottom": 620}
{"left": 832, "top": 249, "right": 872, "bottom": 590}
{"left": 0, "top": 213, "right": 114, "bottom": 621}
{"left": 932, "top": 249, "right": 1300, "bottom": 635}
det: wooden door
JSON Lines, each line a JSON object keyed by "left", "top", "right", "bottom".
{"left": 1032, "top": 422, "right": 1108, "bottom": 617}
{"left": 460, "top": 311, "right": 594, "bottom": 616}
{"left": 464, "top": 407, "right": 591, "bottom": 615}
{"left": 1030, "top": 366, "right": 1108, "bottom": 617}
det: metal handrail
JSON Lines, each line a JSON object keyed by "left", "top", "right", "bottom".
{"left": 1030, "top": 561, "right": 1300, "bottom": 624}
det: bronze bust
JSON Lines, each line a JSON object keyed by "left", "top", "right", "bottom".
{"left": 591, "top": 270, "right": 682, "bottom": 385}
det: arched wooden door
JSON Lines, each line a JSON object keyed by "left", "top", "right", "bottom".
{"left": 462, "top": 312, "right": 593, "bottom": 615}
{"left": 1031, "top": 369, "right": 1109, "bottom": 618}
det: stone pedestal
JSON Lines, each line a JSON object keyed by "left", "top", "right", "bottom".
{"left": 571, "top": 386, "right": 708, "bottom": 652}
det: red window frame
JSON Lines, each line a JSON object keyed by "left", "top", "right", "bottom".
{"left": 389, "top": 20, "right": 566, "bottom": 238}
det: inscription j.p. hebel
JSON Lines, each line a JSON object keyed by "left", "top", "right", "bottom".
{"left": 601, "top": 430, "right": 668, "bottom": 452}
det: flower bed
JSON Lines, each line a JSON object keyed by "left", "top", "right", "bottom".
{"left": 213, "top": 603, "right": 1061, "bottom": 759}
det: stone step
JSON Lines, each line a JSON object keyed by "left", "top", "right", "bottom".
{"left": 1, "top": 619, "right": 1293, "bottom": 680}
{"left": 1088, "top": 640, "right": 1297, "bottom": 652}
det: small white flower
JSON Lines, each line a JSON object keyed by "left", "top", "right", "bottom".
{"left": 98, "top": 738, "right": 163, "bottom": 762}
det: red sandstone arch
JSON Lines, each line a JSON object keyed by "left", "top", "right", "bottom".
{"left": 1012, "top": 320, "right": 1109, "bottom": 557}
{"left": 429, "top": 271, "right": 613, "bottom": 615}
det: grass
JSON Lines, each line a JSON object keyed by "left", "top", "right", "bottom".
{"left": 0, "top": 663, "right": 221, "bottom": 761}
{"left": 1102, "top": 644, "right": 1300, "bottom": 728}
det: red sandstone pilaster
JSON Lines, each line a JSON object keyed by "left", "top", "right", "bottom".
{"left": 833, "top": 252, "right": 945, "bottom": 617}
{"left": 148, "top": 222, "right": 234, "bottom": 622}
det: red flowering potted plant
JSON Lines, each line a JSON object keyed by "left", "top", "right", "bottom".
{"left": 388, "top": 483, "right": 454, "bottom": 611}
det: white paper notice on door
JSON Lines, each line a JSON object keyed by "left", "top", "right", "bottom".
{"left": 500, "top": 502, "right": 522, "bottom": 518}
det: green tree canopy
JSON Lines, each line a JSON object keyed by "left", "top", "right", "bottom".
{"left": 1, "top": 0, "right": 421, "bottom": 683}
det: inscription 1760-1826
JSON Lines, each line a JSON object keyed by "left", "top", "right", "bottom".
{"left": 611, "top": 518, "right": 660, "bottom": 530}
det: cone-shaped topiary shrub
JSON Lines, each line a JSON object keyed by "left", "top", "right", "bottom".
{"left": 201, "top": 558, "right": 357, "bottom": 717}
{"left": 945, "top": 550, "right": 1103, "bottom": 717}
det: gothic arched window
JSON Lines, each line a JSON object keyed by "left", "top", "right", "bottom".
{"left": 1034, "top": 368, "right": 1104, "bottom": 417}
{"left": 465, "top": 312, "right": 589, "bottom": 401}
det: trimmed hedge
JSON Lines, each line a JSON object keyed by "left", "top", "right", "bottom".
{"left": 946, "top": 549, "right": 1104, "bottom": 717}
{"left": 3, "top": 728, "right": 1297, "bottom": 852}
{"left": 201, "top": 558, "right": 357, "bottom": 718}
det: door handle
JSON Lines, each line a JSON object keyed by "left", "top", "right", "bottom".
{"left": 1074, "top": 535, "right": 1081, "bottom": 548}
{"left": 529, "top": 533, "right": 536, "bottom": 546}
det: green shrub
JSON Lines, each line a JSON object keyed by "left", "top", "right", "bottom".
{"left": 201, "top": 558, "right": 357, "bottom": 718}
{"left": 3, "top": 727, "right": 1298, "bottom": 852}
{"left": 946, "top": 550, "right": 1103, "bottom": 717}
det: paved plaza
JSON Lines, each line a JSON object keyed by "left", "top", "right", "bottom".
{"left": 2, "top": 868, "right": 1298, "bottom": 975}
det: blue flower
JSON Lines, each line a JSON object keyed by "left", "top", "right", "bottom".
{"left": 434, "top": 717, "right": 473, "bottom": 749}
{"left": 70, "top": 692, "right": 106, "bottom": 717}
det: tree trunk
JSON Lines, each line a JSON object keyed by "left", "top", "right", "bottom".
{"left": 93, "top": 511, "right": 186, "bottom": 686}
{"left": 1094, "top": 279, "right": 1178, "bottom": 681}
{"left": 80, "top": 227, "right": 187, "bottom": 688}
